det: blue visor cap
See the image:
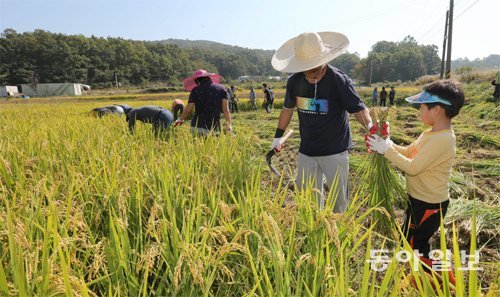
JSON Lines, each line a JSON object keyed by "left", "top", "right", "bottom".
{"left": 405, "top": 92, "right": 452, "bottom": 106}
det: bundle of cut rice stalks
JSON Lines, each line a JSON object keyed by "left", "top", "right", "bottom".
{"left": 356, "top": 107, "right": 407, "bottom": 236}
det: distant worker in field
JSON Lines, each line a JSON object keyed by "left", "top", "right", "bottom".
{"left": 175, "top": 69, "right": 232, "bottom": 135}
{"left": 125, "top": 105, "right": 173, "bottom": 136}
{"left": 262, "top": 83, "right": 273, "bottom": 113}
{"left": 249, "top": 86, "right": 257, "bottom": 110}
{"left": 379, "top": 86, "right": 387, "bottom": 107}
{"left": 171, "top": 99, "right": 185, "bottom": 121}
{"left": 91, "top": 105, "right": 128, "bottom": 117}
{"left": 269, "top": 87, "right": 275, "bottom": 108}
{"left": 389, "top": 86, "right": 396, "bottom": 105}
{"left": 492, "top": 70, "right": 500, "bottom": 100}
{"left": 226, "top": 87, "right": 233, "bottom": 112}
{"left": 90, "top": 107, "right": 113, "bottom": 118}
{"left": 116, "top": 104, "right": 132, "bottom": 114}
{"left": 230, "top": 85, "right": 239, "bottom": 113}
{"left": 270, "top": 31, "right": 372, "bottom": 211}
{"left": 367, "top": 80, "right": 465, "bottom": 286}
{"left": 372, "top": 87, "right": 379, "bottom": 107}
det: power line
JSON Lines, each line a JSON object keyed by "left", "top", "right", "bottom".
{"left": 326, "top": 1, "right": 420, "bottom": 29}
{"left": 415, "top": 0, "right": 453, "bottom": 42}
{"left": 404, "top": 0, "right": 433, "bottom": 34}
{"left": 454, "top": 0, "right": 480, "bottom": 20}
{"left": 250, "top": 0, "right": 479, "bottom": 51}
{"left": 416, "top": 13, "right": 448, "bottom": 42}
{"left": 418, "top": 0, "right": 480, "bottom": 44}
{"left": 250, "top": 0, "right": 420, "bottom": 49}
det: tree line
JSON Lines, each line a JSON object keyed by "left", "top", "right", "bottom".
{"left": 1, "top": 29, "right": 447, "bottom": 88}
{"left": 452, "top": 55, "right": 500, "bottom": 70}
{"left": 335, "top": 36, "right": 441, "bottom": 83}
{"left": 0, "top": 29, "right": 277, "bottom": 88}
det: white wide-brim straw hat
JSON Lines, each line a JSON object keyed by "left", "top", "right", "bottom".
{"left": 271, "top": 32, "right": 349, "bottom": 73}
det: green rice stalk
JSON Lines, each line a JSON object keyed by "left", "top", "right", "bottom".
{"left": 356, "top": 107, "right": 406, "bottom": 236}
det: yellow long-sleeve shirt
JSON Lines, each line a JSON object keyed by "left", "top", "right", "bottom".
{"left": 384, "top": 129, "right": 455, "bottom": 204}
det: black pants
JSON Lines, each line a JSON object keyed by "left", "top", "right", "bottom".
{"left": 494, "top": 85, "right": 500, "bottom": 99}
{"left": 402, "top": 196, "right": 449, "bottom": 259}
{"left": 380, "top": 98, "right": 386, "bottom": 107}
{"left": 231, "top": 100, "right": 239, "bottom": 112}
{"left": 264, "top": 99, "right": 272, "bottom": 112}
{"left": 389, "top": 96, "right": 394, "bottom": 105}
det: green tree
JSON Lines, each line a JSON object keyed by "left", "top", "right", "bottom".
{"left": 355, "top": 36, "right": 439, "bottom": 84}
{"left": 331, "top": 52, "right": 360, "bottom": 76}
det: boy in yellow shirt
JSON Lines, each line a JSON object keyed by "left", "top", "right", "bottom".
{"left": 367, "top": 80, "right": 465, "bottom": 279}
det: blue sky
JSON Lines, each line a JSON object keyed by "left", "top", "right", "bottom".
{"left": 1, "top": 0, "right": 498, "bottom": 60}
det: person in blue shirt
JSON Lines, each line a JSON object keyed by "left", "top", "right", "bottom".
{"left": 372, "top": 87, "right": 379, "bottom": 107}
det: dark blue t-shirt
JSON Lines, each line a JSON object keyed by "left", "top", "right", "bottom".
{"left": 188, "top": 80, "right": 229, "bottom": 131}
{"left": 284, "top": 65, "right": 366, "bottom": 156}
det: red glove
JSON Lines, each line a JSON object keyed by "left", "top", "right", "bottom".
{"left": 369, "top": 122, "right": 379, "bottom": 135}
{"left": 365, "top": 121, "right": 379, "bottom": 150}
{"left": 381, "top": 122, "right": 390, "bottom": 138}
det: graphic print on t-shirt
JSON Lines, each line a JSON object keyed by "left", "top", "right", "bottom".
{"left": 296, "top": 96, "right": 329, "bottom": 115}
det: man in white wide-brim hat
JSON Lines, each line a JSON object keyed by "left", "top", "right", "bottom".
{"left": 270, "top": 32, "right": 373, "bottom": 212}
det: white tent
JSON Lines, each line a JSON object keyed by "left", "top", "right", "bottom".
{"left": 20, "top": 83, "right": 89, "bottom": 97}
{"left": 0, "top": 86, "right": 19, "bottom": 97}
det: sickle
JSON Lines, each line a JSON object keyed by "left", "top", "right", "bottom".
{"left": 265, "top": 129, "right": 294, "bottom": 177}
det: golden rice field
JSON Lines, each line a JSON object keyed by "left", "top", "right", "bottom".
{"left": 0, "top": 83, "right": 498, "bottom": 296}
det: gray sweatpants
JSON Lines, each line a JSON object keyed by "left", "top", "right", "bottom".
{"left": 296, "top": 151, "right": 349, "bottom": 212}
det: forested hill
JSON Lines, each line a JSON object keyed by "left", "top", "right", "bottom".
{"left": 0, "top": 29, "right": 278, "bottom": 88}
{"left": 452, "top": 54, "right": 500, "bottom": 70}
{"left": 155, "top": 38, "right": 233, "bottom": 49}
{"left": 150, "top": 38, "right": 278, "bottom": 78}
{"left": 153, "top": 38, "right": 270, "bottom": 52}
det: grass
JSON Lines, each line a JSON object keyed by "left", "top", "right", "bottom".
{"left": 0, "top": 82, "right": 498, "bottom": 295}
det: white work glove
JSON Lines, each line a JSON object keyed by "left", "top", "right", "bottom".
{"left": 271, "top": 138, "right": 282, "bottom": 152}
{"left": 367, "top": 134, "right": 393, "bottom": 154}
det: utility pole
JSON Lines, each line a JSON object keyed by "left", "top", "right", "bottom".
{"left": 115, "top": 72, "right": 119, "bottom": 88}
{"left": 369, "top": 57, "right": 374, "bottom": 85}
{"left": 440, "top": 10, "right": 449, "bottom": 79}
{"left": 445, "top": 0, "right": 454, "bottom": 79}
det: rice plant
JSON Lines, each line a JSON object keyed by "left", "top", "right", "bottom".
{"left": 355, "top": 107, "right": 407, "bottom": 236}
{"left": 0, "top": 100, "right": 496, "bottom": 296}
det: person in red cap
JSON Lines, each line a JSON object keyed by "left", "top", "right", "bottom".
{"left": 175, "top": 69, "right": 232, "bottom": 135}
{"left": 367, "top": 80, "right": 465, "bottom": 286}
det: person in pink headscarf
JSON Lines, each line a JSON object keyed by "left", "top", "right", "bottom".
{"left": 175, "top": 69, "right": 232, "bottom": 135}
